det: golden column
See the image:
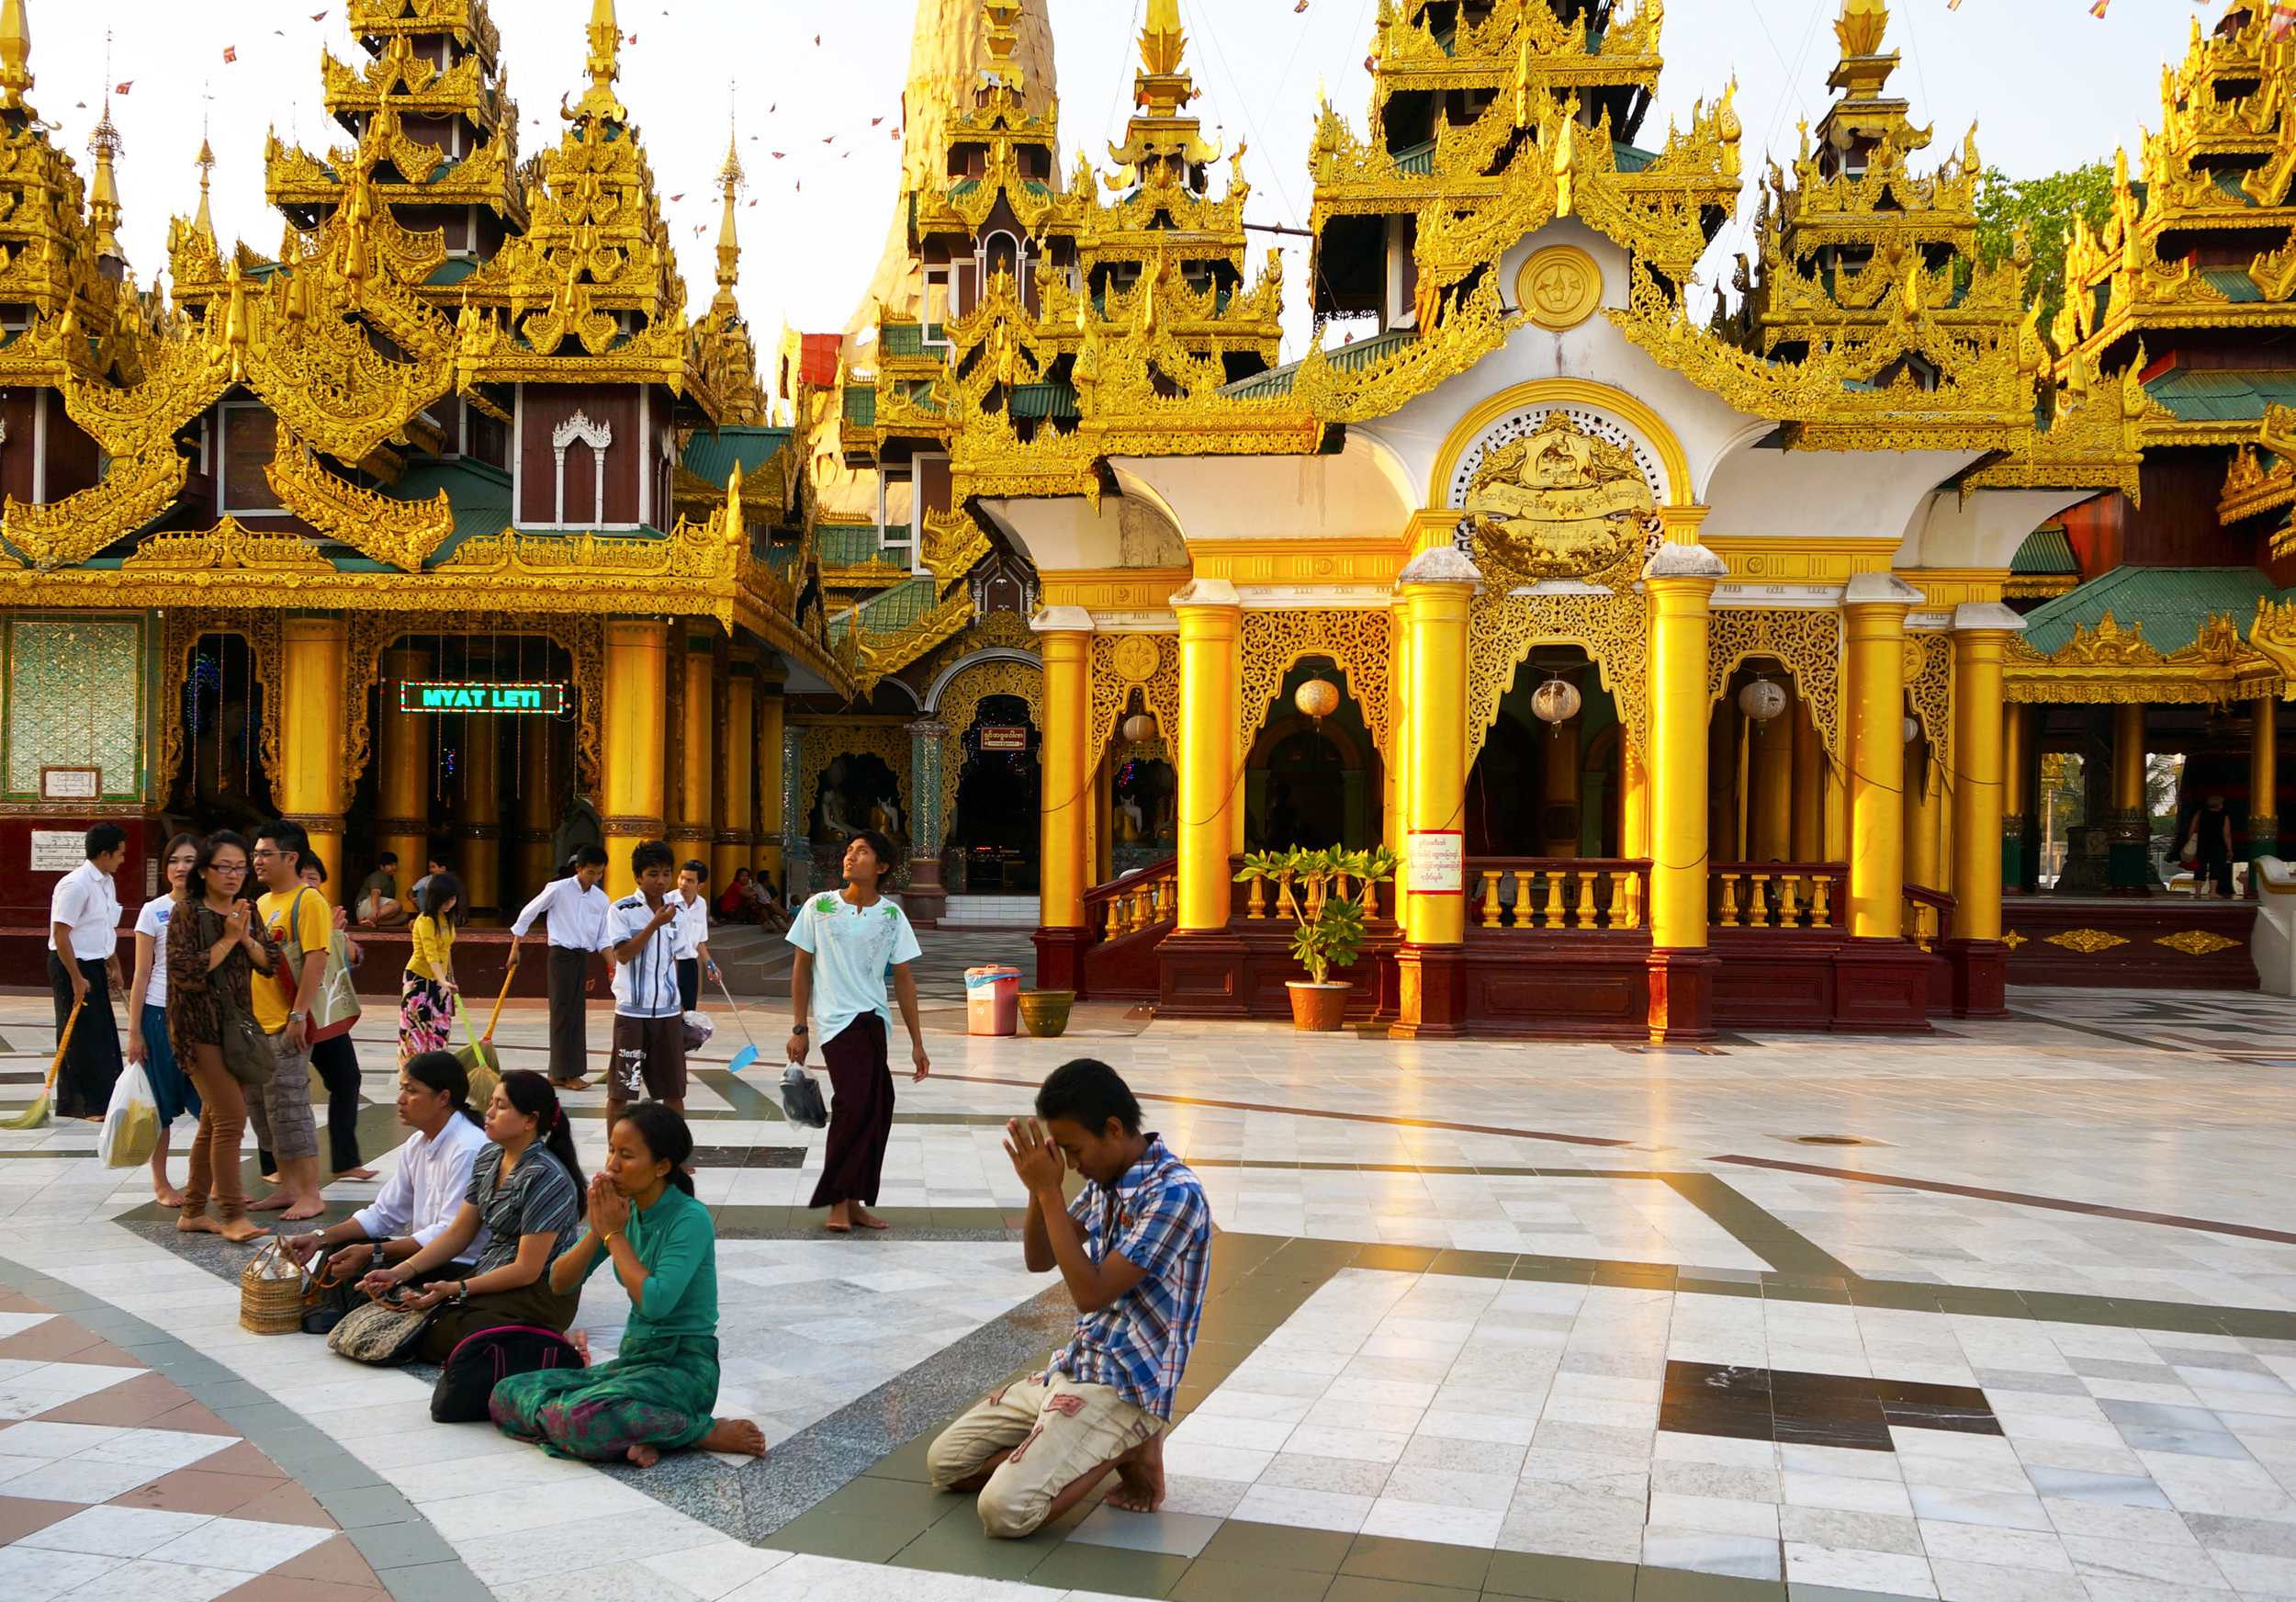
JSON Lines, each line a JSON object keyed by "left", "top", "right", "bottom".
{"left": 2109, "top": 701, "right": 2151, "bottom": 895}
{"left": 1645, "top": 544, "right": 1727, "bottom": 1041}
{"left": 2001, "top": 702, "right": 2032, "bottom": 895}
{"left": 1791, "top": 701, "right": 1825, "bottom": 863}
{"left": 1387, "top": 600, "right": 1413, "bottom": 930}
{"left": 1032, "top": 609, "right": 1095, "bottom": 989}
{"left": 1620, "top": 737, "right": 1650, "bottom": 863}
{"left": 1172, "top": 581, "right": 1243, "bottom": 932}
{"left": 671, "top": 633, "right": 715, "bottom": 869}
{"left": 279, "top": 617, "right": 349, "bottom": 900}
{"left": 1945, "top": 605, "right": 2020, "bottom": 1017}
{"left": 757, "top": 666, "right": 788, "bottom": 887}
{"left": 1159, "top": 581, "right": 1249, "bottom": 1017}
{"left": 1840, "top": 573, "right": 1931, "bottom": 1028}
{"left": 2253, "top": 694, "right": 2280, "bottom": 875}
{"left": 1751, "top": 695, "right": 1795, "bottom": 863}
{"left": 376, "top": 645, "right": 433, "bottom": 897}
{"left": 1903, "top": 734, "right": 1941, "bottom": 895}
{"left": 456, "top": 711, "right": 502, "bottom": 921}
{"left": 715, "top": 653, "right": 756, "bottom": 892}
{"left": 1393, "top": 547, "right": 1479, "bottom": 1037}
{"left": 602, "top": 620, "right": 670, "bottom": 897}
{"left": 514, "top": 717, "right": 557, "bottom": 907}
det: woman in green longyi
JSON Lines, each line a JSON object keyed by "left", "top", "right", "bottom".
{"left": 489, "top": 1102, "right": 768, "bottom": 1465}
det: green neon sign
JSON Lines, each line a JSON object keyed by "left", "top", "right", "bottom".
{"left": 397, "top": 681, "right": 568, "bottom": 716}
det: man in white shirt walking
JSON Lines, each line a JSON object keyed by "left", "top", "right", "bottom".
{"left": 507, "top": 844, "right": 613, "bottom": 1089}
{"left": 48, "top": 823, "right": 129, "bottom": 1122}
{"left": 605, "top": 840, "right": 687, "bottom": 1130}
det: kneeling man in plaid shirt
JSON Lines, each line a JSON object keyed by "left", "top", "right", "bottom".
{"left": 929, "top": 1058, "right": 1210, "bottom": 1537}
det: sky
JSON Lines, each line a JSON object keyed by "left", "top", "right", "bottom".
{"left": 41, "top": 0, "right": 2217, "bottom": 366}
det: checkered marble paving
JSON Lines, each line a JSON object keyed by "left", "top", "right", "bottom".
{"left": 3, "top": 969, "right": 2296, "bottom": 1600}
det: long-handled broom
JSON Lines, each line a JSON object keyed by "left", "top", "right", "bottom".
{"left": 452, "top": 977, "right": 510, "bottom": 1110}
{"left": 711, "top": 969, "right": 764, "bottom": 1075}
{"left": 4, "top": 997, "right": 84, "bottom": 1131}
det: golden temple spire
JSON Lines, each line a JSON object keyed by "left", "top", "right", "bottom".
{"left": 0, "top": 0, "right": 33, "bottom": 117}
{"left": 981, "top": 0, "right": 1024, "bottom": 94}
{"left": 86, "top": 95, "right": 123, "bottom": 268}
{"left": 572, "top": 0, "right": 627, "bottom": 123}
{"left": 1836, "top": 0, "right": 1888, "bottom": 59}
{"left": 192, "top": 137, "right": 216, "bottom": 238}
{"left": 1134, "top": 0, "right": 1192, "bottom": 119}
{"left": 712, "top": 119, "right": 744, "bottom": 318}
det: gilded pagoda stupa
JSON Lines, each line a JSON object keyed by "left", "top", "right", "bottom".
{"left": 6, "top": 0, "right": 2290, "bottom": 1032}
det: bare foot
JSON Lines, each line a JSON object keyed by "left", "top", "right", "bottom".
{"left": 247, "top": 1191, "right": 292, "bottom": 1213}
{"left": 219, "top": 1219, "right": 270, "bottom": 1244}
{"left": 550, "top": 1077, "right": 590, "bottom": 1091}
{"left": 280, "top": 1202, "right": 324, "bottom": 1223}
{"left": 1105, "top": 1432, "right": 1165, "bottom": 1514}
{"left": 153, "top": 1184, "right": 186, "bottom": 1209}
{"left": 570, "top": 1329, "right": 591, "bottom": 1364}
{"left": 696, "top": 1418, "right": 768, "bottom": 1458}
{"left": 625, "top": 1442, "right": 660, "bottom": 1469}
{"left": 333, "top": 1168, "right": 377, "bottom": 1181}
{"left": 852, "top": 1204, "right": 890, "bottom": 1231}
{"left": 176, "top": 1213, "right": 219, "bottom": 1235}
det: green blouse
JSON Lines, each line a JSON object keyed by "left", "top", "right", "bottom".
{"left": 583, "top": 1183, "right": 718, "bottom": 1343}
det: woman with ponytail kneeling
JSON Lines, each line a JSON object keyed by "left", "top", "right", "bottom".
{"left": 490, "top": 1103, "right": 766, "bottom": 1465}
{"left": 357, "top": 1070, "right": 587, "bottom": 1362}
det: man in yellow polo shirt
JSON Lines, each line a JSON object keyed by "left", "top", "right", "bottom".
{"left": 249, "top": 821, "right": 331, "bottom": 1223}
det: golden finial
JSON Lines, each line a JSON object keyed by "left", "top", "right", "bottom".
{"left": 87, "top": 93, "right": 124, "bottom": 265}
{"left": 1551, "top": 105, "right": 1578, "bottom": 218}
{"left": 712, "top": 112, "right": 744, "bottom": 317}
{"left": 981, "top": 0, "right": 1024, "bottom": 95}
{"left": 572, "top": 0, "right": 627, "bottom": 122}
{"left": 223, "top": 263, "right": 249, "bottom": 379}
{"left": 0, "top": 0, "right": 33, "bottom": 116}
{"left": 193, "top": 137, "right": 216, "bottom": 237}
{"left": 1836, "top": 0, "right": 1888, "bottom": 59}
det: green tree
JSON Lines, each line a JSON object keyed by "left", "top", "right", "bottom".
{"left": 1974, "top": 163, "right": 2117, "bottom": 338}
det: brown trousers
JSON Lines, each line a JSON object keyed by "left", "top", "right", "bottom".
{"left": 180, "top": 1043, "right": 249, "bottom": 1225}
{"left": 416, "top": 1279, "right": 580, "bottom": 1363}
{"left": 808, "top": 1014, "right": 895, "bottom": 1209}
{"left": 546, "top": 946, "right": 591, "bottom": 1084}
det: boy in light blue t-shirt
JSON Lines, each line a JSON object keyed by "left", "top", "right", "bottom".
{"left": 785, "top": 829, "right": 930, "bottom": 1234}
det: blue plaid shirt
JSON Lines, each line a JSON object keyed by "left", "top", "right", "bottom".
{"left": 1048, "top": 1135, "right": 1210, "bottom": 1419}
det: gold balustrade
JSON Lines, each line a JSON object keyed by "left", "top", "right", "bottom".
{"left": 1709, "top": 863, "right": 1846, "bottom": 931}
{"left": 1459, "top": 860, "right": 1650, "bottom": 932}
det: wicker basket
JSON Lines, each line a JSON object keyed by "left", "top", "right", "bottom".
{"left": 239, "top": 1238, "right": 311, "bottom": 1336}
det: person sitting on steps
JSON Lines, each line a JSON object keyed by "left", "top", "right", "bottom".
{"left": 926, "top": 1059, "right": 1210, "bottom": 1538}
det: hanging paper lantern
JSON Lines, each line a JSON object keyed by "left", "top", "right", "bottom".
{"left": 1530, "top": 675, "right": 1581, "bottom": 725}
{"left": 1295, "top": 679, "right": 1340, "bottom": 722}
{"left": 1738, "top": 676, "right": 1788, "bottom": 722}
{"left": 1121, "top": 712, "right": 1158, "bottom": 743}
{"left": 1904, "top": 714, "right": 1921, "bottom": 744}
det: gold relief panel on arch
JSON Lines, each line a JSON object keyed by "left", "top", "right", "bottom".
{"left": 1451, "top": 411, "right": 1661, "bottom": 591}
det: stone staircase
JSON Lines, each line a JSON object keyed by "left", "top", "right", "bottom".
{"left": 707, "top": 924, "right": 795, "bottom": 998}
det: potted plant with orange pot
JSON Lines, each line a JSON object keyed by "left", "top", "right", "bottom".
{"left": 1286, "top": 893, "right": 1364, "bottom": 1031}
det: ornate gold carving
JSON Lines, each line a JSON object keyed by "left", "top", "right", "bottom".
{"left": 1705, "top": 608, "right": 1846, "bottom": 766}
{"left": 2045, "top": 928, "right": 2129, "bottom": 953}
{"left": 265, "top": 441, "right": 453, "bottom": 572}
{"left": 1090, "top": 633, "right": 1181, "bottom": 758}
{"left": 1236, "top": 609, "right": 1395, "bottom": 762}
{"left": 1907, "top": 629, "right": 1954, "bottom": 771}
{"left": 2156, "top": 929, "right": 2242, "bottom": 955}
{"left": 123, "top": 517, "right": 333, "bottom": 572}
{"left": 1461, "top": 412, "right": 1655, "bottom": 588}
{"left": 796, "top": 722, "right": 915, "bottom": 843}
{"left": 1518, "top": 245, "right": 1603, "bottom": 331}
{"left": 158, "top": 610, "right": 284, "bottom": 799}
{"left": 3, "top": 449, "right": 187, "bottom": 571}
{"left": 934, "top": 660, "right": 1048, "bottom": 830}
{"left": 1468, "top": 587, "right": 1649, "bottom": 766}
{"left": 2006, "top": 610, "right": 2270, "bottom": 705}
{"left": 2002, "top": 930, "right": 2026, "bottom": 948}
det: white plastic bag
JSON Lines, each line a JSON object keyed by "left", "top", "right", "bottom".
{"left": 100, "top": 1060, "right": 161, "bottom": 1168}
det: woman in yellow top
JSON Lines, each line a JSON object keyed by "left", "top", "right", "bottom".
{"left": 400, "top": 871, "right": 462, "bottom": 1065}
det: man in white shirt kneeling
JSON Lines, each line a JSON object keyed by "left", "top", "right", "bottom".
{"left": 283, "top": 1052, "right": 490, "bottom": 1288}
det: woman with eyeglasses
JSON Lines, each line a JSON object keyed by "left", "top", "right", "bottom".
{"left": 165, "top": 831, "right": 279, "bottom": 1242}
{"left": 125, "top": 833, "right": 204, "bottom": 1209}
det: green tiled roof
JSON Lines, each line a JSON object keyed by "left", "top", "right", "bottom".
{"left": 828, "top": 577, "right": 938, "bottom": 639}
{"left": 878, "top": 323, "right": 948, "bottom": 358}
{"left": 1614, "top": 141, "right": 1659, "bottom": 174}
{"left": 2021, "top": 566, "right": 2290, "bottom": 655}
{"left": 1221, "top": 328, "right": 1419, "bottom": 400}
{"left": 680, "top": 426, "right": 789, "bottom": 488}
{"left": 2142, "top": 368, "right": 2296, "bottom": 422}
{"left": 843, "top": 386, "right": 876, "bottom": 427}
{"left": 2009, "top": 525, "right": 2078, "bottom": 576}
{"left": 1010, "top": 382, "right": 1078, "bottom": 420}
{"left": 396, "top": 458, "right": 511, "bottom": 563}
{"left": 816, "top": 523, "right": 903, "bottom": 568}
{"left": 2200, "top": 266, "right": 2265, "bottom": 303}
{"left": 1394, "top": 141, "right": 1435, "bottom": 175}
